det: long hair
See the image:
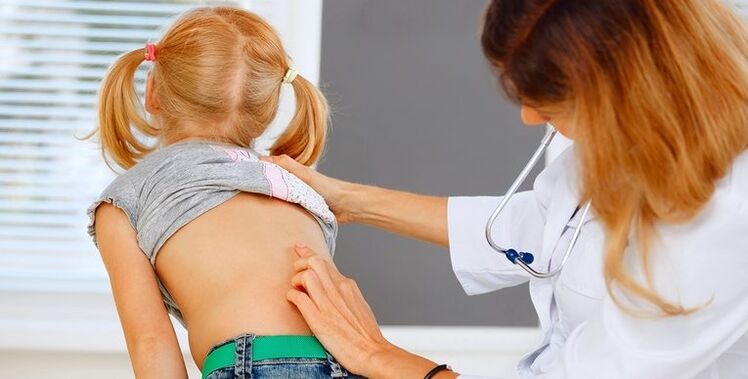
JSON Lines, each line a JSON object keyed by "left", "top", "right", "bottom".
{"left": 88, "top": 6, "right": 328, "bottom": 169}
{"left": 482, "top": 0, "right": 748, "bottom": 315}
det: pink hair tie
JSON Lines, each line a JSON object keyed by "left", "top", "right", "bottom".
{"left": 144, "top": 42, "right": 156, "bottom": 61}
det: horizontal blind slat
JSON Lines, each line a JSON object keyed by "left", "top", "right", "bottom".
{"left": 0, "top": 199, "right": 87, "bottom": 212}
{"left": 0, "top": 241, "right": 91, "bottom": 254}
{"left": 4, "top": 40, "right": 143, "bottom": 52}
{"left": 0, "top": 216, "right": 84, "bottom": 225}
{"left": 0, "top": 132, "right": 90, "bottom": 145}
{"left": 5, "top": 13, "right": 168, "bottom": 27}
{"left": 0, "top": 93, "right": 98, "bottom": 106}
{"left": 0, "top": 79, "right": 104, "bottom": 92}
{"left": 16, "top": 1, "right": 194, "bottom": 14}
{"left": 0, "top": 119, "right": 98, "bottom": 131}
{"left": 0, "top": 174, "right": 105, "bottom": 187}
{"left": 0, "top": 52, "right": 121, "bottom": 66}
{"left": 0, "top": 106, "right": 96, "bottom": 119}
{"left": 0, "top": 67, "right": 112, "bottom": 80}
{"left": 0, "top": 145, "right": 98, "bottom": 158}
{"left": 0, "top": 188, "right": 83, "bottom": 200}
{"left": 0, "top": 26, "right": 159, "bottom": 40}
{"left": 0, "top": 228, "right": 80, "bottom": 241}
{"left": 0, "top": 159, "right": 76, "bottom": 171}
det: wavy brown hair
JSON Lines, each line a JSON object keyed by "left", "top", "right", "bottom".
{"left": 482, "top": 0, "right": 748, "bottom": 315}
{"left": 88, "top": 6, "right": 328, "bottom": 169}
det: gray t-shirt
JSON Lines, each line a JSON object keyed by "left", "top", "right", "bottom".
{"left": 86, "top": 140, "right": 338, "bottom": 327}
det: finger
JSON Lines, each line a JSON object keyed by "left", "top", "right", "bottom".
{"left": 292, "top": 244, "right": 326, "bottom": 270}
{"left": 291, "top": 269, "right": 336, "bottom": 311}
{"left": 262, "top": 154, "right": 310, "bottom": 182}
{"left": 286, "top": 289, "right": 323, "bottom": 328}
{"left": 293, "top": 255, "right": 349, "bottom": 293}
{"left": 291, "top": 267, "right": 363, "bottom": 336}
{"left": 291, "top": 267, "right": 363, "bottom": 330}
{"left": 292, "top": 253, "right": 348, "bottom": 309}
{"left": 293, "top": 258, "right": 368, "bottom": 332}
{"left": 294, "top": 243, "right": 315, "bottom": 257}
{"left": 291, "top": 246, "right": 343, "bottom": 308}
{"left": 294, "top": 245, "right": 348, "bottom": 282}
{"left": 291, "top": 245, "right": 326, "bottom": 273}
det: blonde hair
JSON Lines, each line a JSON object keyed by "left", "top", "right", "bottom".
{"left": 88, "top": 6, "right": 328, "bottom": 169}
{"left": 482, "top": 0, "right": 748, "bottom": 315}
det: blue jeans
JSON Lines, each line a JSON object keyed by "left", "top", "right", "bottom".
{"left": 203, "top": 333, "right": 366, "bottom": 378}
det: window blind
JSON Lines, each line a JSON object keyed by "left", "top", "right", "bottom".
{"left": 734, "top": 0, "right": 748, "bottom": 17}
{"left": 0, "top": 0, "right": 248, "bottom": 289}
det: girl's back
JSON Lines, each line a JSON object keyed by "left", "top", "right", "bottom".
{"left": 160, "top": 189, "right": 331, "bottom": 368}
{"left": 88, "top": 141, "right": 337, "bottom": 369}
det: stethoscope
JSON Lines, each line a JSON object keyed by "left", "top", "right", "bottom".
{"left": 485, "top": 125, "right": 592, "bottom": 279}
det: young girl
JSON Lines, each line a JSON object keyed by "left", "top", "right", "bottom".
{"left": 85, "top": 7, "right": 360, "bottom": 378}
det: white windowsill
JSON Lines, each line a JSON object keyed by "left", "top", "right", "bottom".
{"left": 0, "top": 276, "right": 540, "bottom": 354}
{"left": 0, "top": 274, "right": 540, "bottom": 378}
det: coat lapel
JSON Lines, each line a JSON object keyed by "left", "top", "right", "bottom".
{"left": 538, "top": 151, "right": 589, "bottom": 272}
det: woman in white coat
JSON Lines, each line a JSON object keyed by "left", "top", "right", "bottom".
{"left": 264, "top": 0, "right": 748, "bottom": 377}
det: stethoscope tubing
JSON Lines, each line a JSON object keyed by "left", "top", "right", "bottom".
{"left": 485, "top": 125, "right": 591, "bottom": 279}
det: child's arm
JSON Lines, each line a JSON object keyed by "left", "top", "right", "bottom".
{"left": 94, "top": 203, "right": 188, "bottom": 379}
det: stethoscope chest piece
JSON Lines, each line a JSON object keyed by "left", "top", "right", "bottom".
{"left": 504, "top": 249, "right": 534, "bottom": 265}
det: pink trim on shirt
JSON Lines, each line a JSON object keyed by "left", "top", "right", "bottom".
{"left": 262, "top": 163, "right": 289, "bottom": 201}
{"left": 210, "top": 145, "right": 258, "bottom": 162}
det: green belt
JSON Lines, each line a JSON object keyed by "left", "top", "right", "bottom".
{"left": 201, "top": 335, "right": 327, "bottom": 379}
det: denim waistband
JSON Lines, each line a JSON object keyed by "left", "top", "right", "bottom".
{"left": 201, "top": 333, "right": 346, "bottom": 379}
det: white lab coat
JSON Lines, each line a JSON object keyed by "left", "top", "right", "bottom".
{"left": 447, "top": 147, "right": 748, "bottom": 379}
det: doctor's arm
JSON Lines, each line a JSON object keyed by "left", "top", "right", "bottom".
{"left": 262, "top": 155, "right": 449, "bottom": 247}
{"left": 94, "top": 204, "right": 189, "bottom": 379}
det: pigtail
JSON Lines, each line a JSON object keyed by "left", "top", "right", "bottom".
{"left": 86, "top": 8, "right": 331, "bottom": 169}
{"left": 269, "top": 74, "right": 329, "bottom": 166}
{"left": 94, "top": 48, "right": 159, "bottom": 170}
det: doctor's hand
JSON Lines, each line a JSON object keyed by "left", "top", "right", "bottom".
{"left": 288, "top": 243, "right": 458, "bottom": 379}
{"left": 261, "top": 155, "right": 358, "bottom": 223}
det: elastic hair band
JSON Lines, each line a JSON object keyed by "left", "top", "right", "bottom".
{"left": 144, "top": 42, "right": 156, "bottom": 62}
{"left": 282, "top": 67, "right": 298, "bottom": 84}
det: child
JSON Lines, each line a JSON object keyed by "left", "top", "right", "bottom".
{"left": 85, "top": 7, "right": 360, "bottom": 378}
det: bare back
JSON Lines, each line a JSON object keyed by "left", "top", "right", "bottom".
{"left": 86, "top": 141, "right": 338, "bottom": 370}
{"left": 156, "top": 192, "right": 332, "bottom": 369}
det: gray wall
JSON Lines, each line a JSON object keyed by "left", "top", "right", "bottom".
{"left": 319, "top": 0, "right": 543, "bottom": 326}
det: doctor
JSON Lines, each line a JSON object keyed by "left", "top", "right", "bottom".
{"left": 264, "top": 0, "right": 748, "bottom": 378}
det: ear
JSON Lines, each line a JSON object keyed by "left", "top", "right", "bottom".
{"left": 520, "top": 104, "right": 548, "bottom": 126}
{"left": 145, "top": 71, "right": 159, "bottom": 114}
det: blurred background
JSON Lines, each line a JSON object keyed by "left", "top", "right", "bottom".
{"left": 0, "top": 0, "right": 744, "bottom": 378}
